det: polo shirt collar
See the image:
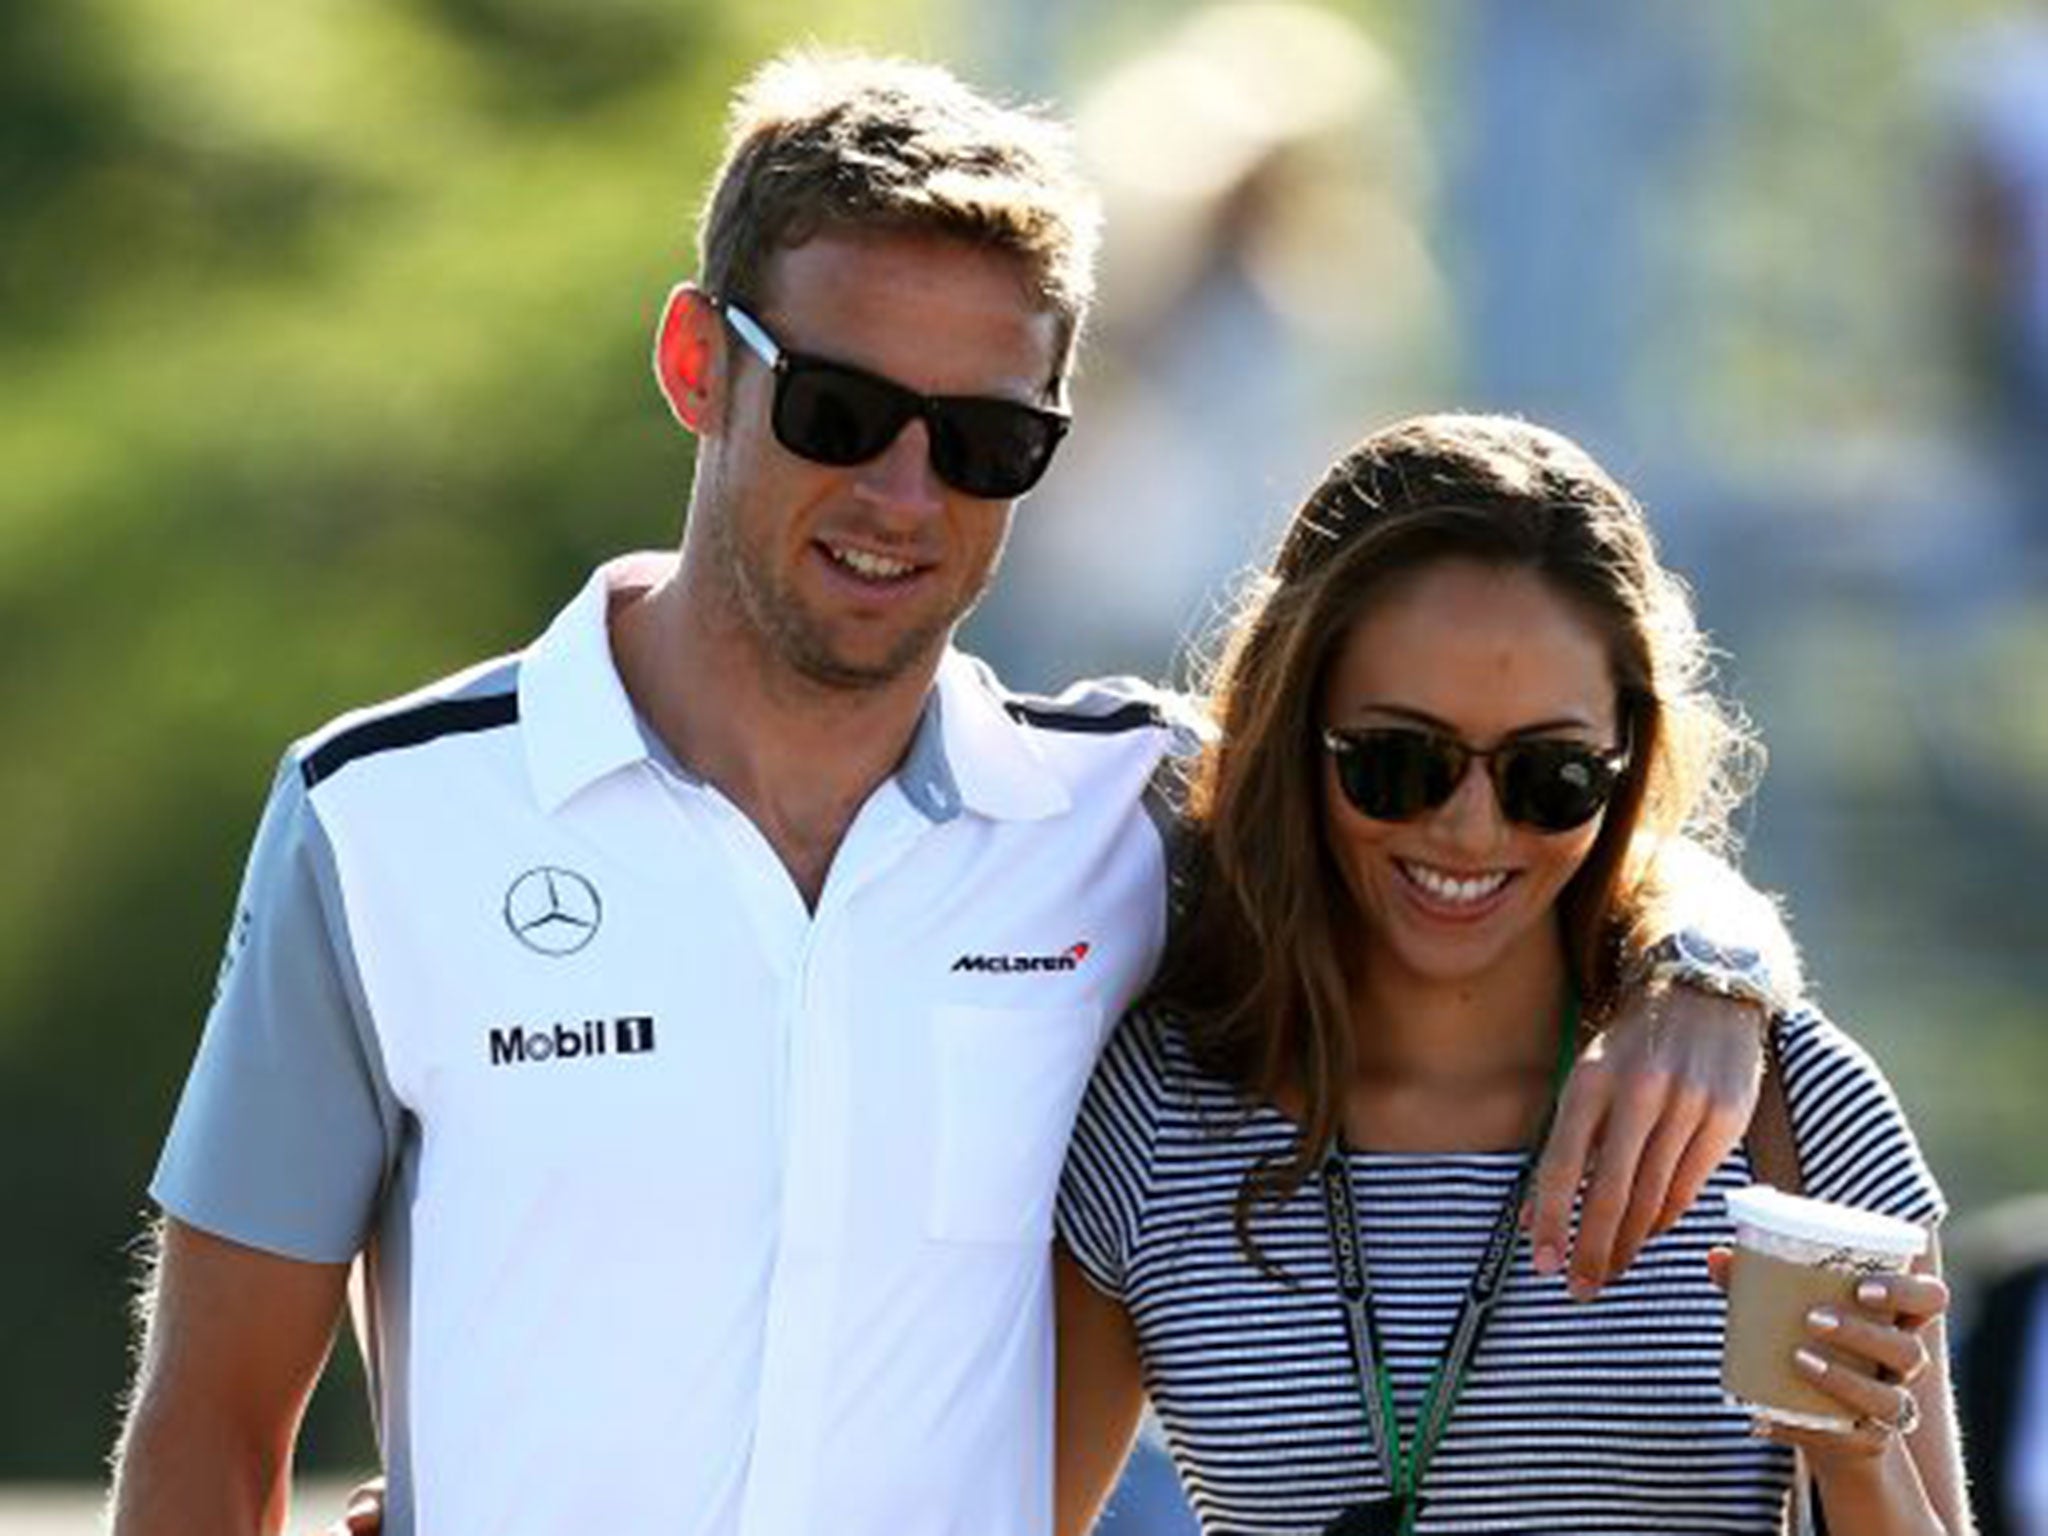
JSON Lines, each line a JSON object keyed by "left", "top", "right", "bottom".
{"left": 928, "top": 649, "right": 1072, "bottom": 824}
{"left": 520, "top": 557, "right": 661, "bottom": 813}
{"left": 519, "top": 559, "right": 1073, "bottom": 824}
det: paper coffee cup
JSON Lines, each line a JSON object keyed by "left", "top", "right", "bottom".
{"left": 1722, "top": 1185, "right": 1929, "bottom": 1430}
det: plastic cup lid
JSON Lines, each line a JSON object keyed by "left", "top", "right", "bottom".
{"left": 1723, "top": 1185, "right": 1929, "bottom": 1258}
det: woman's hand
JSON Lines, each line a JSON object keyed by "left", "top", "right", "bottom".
{"left": 1706, "top": 1249, "right": 1949, "bottom": 1464}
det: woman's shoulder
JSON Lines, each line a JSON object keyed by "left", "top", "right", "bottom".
{"left": 1060, "top": 1004, "right": 1249, "bottom": 1273}
{"left": 1096, "top": 1003, "right": 1242, "bottom": 1103}
{"left": 1771, "top": 1004, "right": 1885, "bottom": 1074}
{"left": 1077, "top": 1003, "right": 1266, "bottom": 1167}
{"left": 1097, "top": 1000, "right": 1188, "bottom": 1080}
{"left": 1769, "top": 1003, "right": 1947, "bottom": 1228}
{"left": 1770, "top": 1004, "right": 1918, "bottom": 1125}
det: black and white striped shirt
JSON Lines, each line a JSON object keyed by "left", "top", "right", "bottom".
{"left": 1057, "top": 1008, "right": 1944, "bottom": 1534}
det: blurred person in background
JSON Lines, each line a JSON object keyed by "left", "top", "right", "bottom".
{"left": 1944, "top": 2, "right": 2048, "bottom": 570}
{"left": 1055, "top": 415, "right": 1969, "bottom": 1535}
{"left": 1953, "top": 1193, "right": 2048, "bottom": 1536}
{"left": 985, "top": 13, "right": 1442, "bottom": 1521}
{"left": 111, "top": 48, "right": 1798, "bottom": 1536}
{"left": 967, "top": 1, "right": 1442, "bottom": 691}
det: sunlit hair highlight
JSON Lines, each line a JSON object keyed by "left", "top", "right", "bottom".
{"left": 1155, "top": 412, "right": 1760, "bottom": 1261}
{"left": 697, "top": 49, "right": 1101, "bottom": 387}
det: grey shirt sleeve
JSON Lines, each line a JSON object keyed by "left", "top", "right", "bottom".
{"left": 151, "top": 755, "right": 400, "bottom": 1263}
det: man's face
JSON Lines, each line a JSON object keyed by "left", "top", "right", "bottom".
{"left": 690, "top": 229, "right": 1065, "bottom": 693}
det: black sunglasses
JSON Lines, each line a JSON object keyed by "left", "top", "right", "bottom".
{"left": 715, "top": 299, "right": 1070, "bottom": 499}
{"left": 1321, "top": 725, "right": 1629, "bottom": 833}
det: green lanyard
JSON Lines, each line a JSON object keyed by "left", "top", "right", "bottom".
{"left": 1317, "top": 994, "right": 1578, "bottom": 1536}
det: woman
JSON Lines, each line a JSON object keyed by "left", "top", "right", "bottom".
{"left": 1055, "top": 415, "right": 1969, "bottom": 1533}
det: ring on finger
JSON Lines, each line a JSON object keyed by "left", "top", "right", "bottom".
{"left": 1853, "top": 1392, "right": 1920, "bottom": 1439}
{"left": 1891, "top": 1391, "right": 1921, "bottom": 1436}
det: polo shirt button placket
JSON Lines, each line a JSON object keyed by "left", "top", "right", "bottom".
{"left": 740, "top": 937, "right": 844, "bottom": 1536}
{"left": 741, "top": 801, "right": 928, "bottom": 1536}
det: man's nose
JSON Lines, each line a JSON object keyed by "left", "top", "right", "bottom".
{"left": 853, "top": 416, "right": 945, "bottom": 520}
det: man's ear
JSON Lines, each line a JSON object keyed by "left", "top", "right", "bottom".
{"left": 652, "top": 284, "right": 721, "bottom": 433}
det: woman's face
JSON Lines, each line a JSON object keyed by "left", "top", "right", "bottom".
{"left": 1319, "top": 558, "right": 1622, "bottom": 991}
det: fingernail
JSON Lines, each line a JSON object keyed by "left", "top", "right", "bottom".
{"left": 1568, "top": 1275, "right": 1599, "bottom": 1303}
{"left": 1807, "top": 1306, "right": 1840, "bottom": 1333}
{"left": 1856, "top": 1279, "right": 1887, "bottom": 1307}
{"left": 1794, "top": 1346, "right": 1827, "bottom": 1377}
{"left": 1534, "top": 1243, "right": 1562, "bottom": 1275}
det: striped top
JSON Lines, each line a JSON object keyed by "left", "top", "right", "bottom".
{"left": 1056, "top": 1007, "right": 1945, "bottom": 1534}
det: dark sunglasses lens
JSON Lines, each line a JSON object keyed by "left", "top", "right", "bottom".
{"left": 1497, "top": 742, "right": 1617, "bottom": 831}
{"left": 1334, "top": 731, "right": 1463, "bottom": 821}
{"left": 929, "top": 400, "right": 1064, "bottom": 498}
{"left": 775, "top": 363, "right": 908, "bottom": 466}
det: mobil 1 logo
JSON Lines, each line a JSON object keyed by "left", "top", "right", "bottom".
{"left": 489, "top": 1015, "right": 656, "bottom": 1067}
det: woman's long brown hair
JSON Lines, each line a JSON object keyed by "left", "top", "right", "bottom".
{"left": 1150, "top": 414, "right": 1758, "bottom": 1264}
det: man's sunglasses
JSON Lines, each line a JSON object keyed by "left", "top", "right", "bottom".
{"left": 715, "top": 299, "right": 1070, "bottom": 499}
{"left": 1321, "top": 725, "right": 1630, "bottom": 833}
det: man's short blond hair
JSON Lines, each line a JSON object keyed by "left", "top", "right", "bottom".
{"left": 697, "top": 50, "right": 1101, "bottom": 382}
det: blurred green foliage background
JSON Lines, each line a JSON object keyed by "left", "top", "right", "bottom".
{"left": 4, "top": 0, "right": 2044, "bottom": 1487}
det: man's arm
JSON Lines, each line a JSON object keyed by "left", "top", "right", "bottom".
{"left": 1531, "top": 986, "right": 1765, "bottom": 1297}
{"left": 1529, "top": 838, "right": 1798, "bottom": 1296}
{"left": 111, "top": 1219, "right": 352, "bottom": 1536}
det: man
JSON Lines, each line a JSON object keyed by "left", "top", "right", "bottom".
{"left": 111, "top": 49, "right": 1791, "bottom": 1536}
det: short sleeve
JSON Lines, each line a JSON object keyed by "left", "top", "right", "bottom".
{"left": 1775, "top": 1008, "right": 1947, "bottom": 1230}
{"left": 151, "top": 754, "right": 400, "bottom": 1263}
{"left": 1055, "top": 1009, "right": 1173, "bottom": 1300}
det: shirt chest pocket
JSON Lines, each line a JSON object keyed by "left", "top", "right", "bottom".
{"left": 926, "top": 1004, "right": 1105, "bottom": 1244}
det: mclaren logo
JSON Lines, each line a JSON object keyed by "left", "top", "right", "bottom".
{"left": 504, "top": 867, "right": 602, "bottom": 956}
{"left": 489, "top": 1015, "right": 656, "bottom": 1066}
{"left": 951, "top": 941, "right": 1092, "bottom": 974}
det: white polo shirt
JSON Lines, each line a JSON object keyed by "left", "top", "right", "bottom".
{"left": 153, "top": 556, "right": 1193, "bottom": 1536}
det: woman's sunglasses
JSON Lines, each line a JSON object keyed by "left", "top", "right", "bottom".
{"left": 717, "top": 299, "right": 1070, "bottom": 499}
{"left": 1321, "top": 725, "right": 1630, "bottom": 833}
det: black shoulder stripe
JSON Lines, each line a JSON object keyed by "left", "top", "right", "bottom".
{"left": 302, "top": 692, "right": 520, "bottom": 788}
{"left": 1002, "top": 699, "right": 1168, "bottom": 735}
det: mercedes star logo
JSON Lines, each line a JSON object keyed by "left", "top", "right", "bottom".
{"left": 503, "top": 867, "right": 603, "bottom": 957}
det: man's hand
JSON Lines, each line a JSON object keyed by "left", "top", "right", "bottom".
{"left": 1527, "top": 986, "right": 1765, "bottom": 1298}
{"left": 314, "top": 1476, "right": 384, "bottom": 1535}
